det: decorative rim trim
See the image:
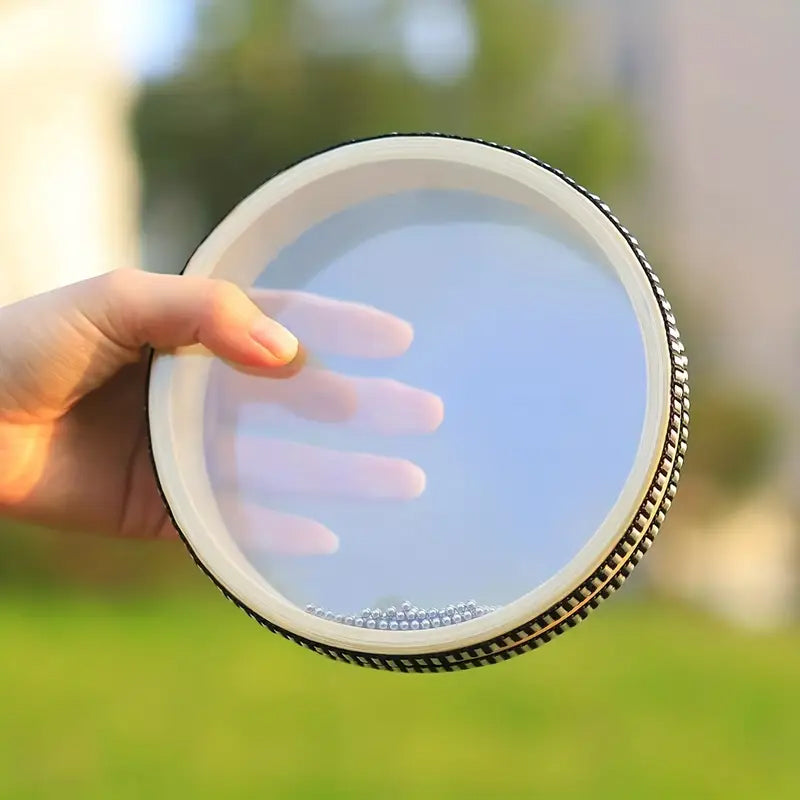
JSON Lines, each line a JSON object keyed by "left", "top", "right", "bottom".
{"left": 146, "top": 133, "right": 688, "bottom": 672}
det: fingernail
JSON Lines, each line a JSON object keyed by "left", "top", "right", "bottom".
{"left": 250, "top": 315, "right": 299, "bottom": 362}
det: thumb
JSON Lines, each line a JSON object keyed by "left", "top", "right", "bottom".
{"left": 1, "top": 269, "right": 301, "bottom": 420}
{"left": 72, "top": 269, "right": 299, "bottom": 368}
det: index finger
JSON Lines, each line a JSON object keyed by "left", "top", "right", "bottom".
{"left": 249, "top": 289, "right": 414, "bottom": 358}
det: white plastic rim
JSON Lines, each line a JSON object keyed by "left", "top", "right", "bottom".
{"left": 147, "top": 134, "right": 685, "bottom": 671}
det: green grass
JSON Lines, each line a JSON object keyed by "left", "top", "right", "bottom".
{"left": 2, "top": 588, "right": 800, "bottom": 799}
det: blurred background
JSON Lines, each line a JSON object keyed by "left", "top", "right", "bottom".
{"left": 1, "top": 0, "right": 799, "bottom": 797}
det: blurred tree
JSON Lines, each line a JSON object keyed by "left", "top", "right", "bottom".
{"left": 653, "top": 279, "right": 783, "bottom": 507}
{"left": 134, "top": 0, "right": 638, "bottom": 252}
{"left": 686, "top": 384, "right": 781, "bottom": 501}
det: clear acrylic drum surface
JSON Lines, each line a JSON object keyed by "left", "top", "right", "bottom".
{"left": 200, "top": 186, "right": 647, "bottom": 625}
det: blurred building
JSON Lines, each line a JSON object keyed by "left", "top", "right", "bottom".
{"left": 573, "top": 0, "right": 800, "bottom": 625}
{"left": 578, "top": 0, "right": 800, "bottom": 448}
{"left": 0, "top": 0, "right": 138, "bottom": 307}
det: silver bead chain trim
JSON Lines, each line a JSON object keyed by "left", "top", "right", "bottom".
{"left": 304, "top": 599, "right": 501, "bottom": 631}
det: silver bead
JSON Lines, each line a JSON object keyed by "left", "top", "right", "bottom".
{"left": 305, "top": 603, "right": 316, "bottom": 613}
{"left": 339, "top": 600, "right": 498, "bottom": 631}
{"left": 325, "top": 611, "right": 335, "bottom": 620}
{"left": 314, "top": 608, "right": 325, "bottom": 618}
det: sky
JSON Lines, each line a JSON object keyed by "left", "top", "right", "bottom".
{"left": 116, "top": 0, "right": 197, "bottom": 79}
{"left": 118, "top": 0, "right": 476, "bottom": 84}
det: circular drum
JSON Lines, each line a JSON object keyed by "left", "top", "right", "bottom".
{"left": 147, "top": 134, "right": 689, "bottom": 672}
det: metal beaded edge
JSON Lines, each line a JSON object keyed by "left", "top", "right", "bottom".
{"left": 145, "top": 132, "right": 689, "bottom": 674}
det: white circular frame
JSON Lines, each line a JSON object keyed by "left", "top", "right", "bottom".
{"left": 148, "top": 135, "right": 678, "bottom": 667}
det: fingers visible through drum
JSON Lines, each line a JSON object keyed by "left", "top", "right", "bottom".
{"left": 216, "top": 493, "right": 339, "bottom": 555}
{"left": 249, "top": 289, "right": 413, "bottom": 358}
{"left": 219, "top": 366, "right": 444, "bottom": 434}
{"left": 343, "top": 377, "right": 444, "bottom": 434}
{"left": 231, "top": 367, "right": 359, "bottom": 423}
{"left": 225, "top": 438, "right": 426, "bottom": 499}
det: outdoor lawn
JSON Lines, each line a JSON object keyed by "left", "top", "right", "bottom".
{"left": 2, "top": 585, "right": 799, "bottom": 799}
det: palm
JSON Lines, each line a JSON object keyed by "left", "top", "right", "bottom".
{"left": 0, "top": 359, "right": 170, "bottom": 538}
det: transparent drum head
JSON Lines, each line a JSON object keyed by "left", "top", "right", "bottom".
{"left": 148, "top": 135, "right": 688, "bottom": 671}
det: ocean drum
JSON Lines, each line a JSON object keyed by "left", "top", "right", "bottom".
{"left": 148, "top": 135, "right": 688, "bottom": 672}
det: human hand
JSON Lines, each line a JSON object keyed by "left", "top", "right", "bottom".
{"left": 0, "top": 269, "right": 442, "bottom": 545}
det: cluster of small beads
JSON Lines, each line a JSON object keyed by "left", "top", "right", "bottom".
{"left": 304, "top": 599, "right": 500, "bottom": 630}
